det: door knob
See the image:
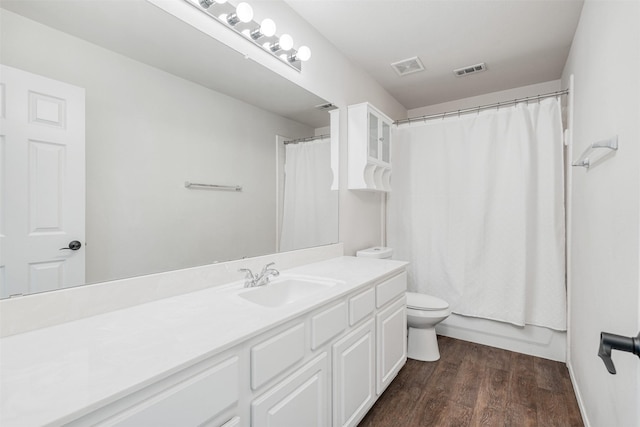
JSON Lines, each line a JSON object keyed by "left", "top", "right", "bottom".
{"left": 60, "top": 240, "right": 82, "bottom": 251}
{"left": 598, "top": 331, "right": 640, "bottom": 374}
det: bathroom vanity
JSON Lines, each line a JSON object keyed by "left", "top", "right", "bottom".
{"left": 0, "top": 256, "right": 407, "bottom": 427}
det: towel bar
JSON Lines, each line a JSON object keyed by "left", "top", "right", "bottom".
{"left": 572, "top": 135, "right": 618, "bottom": 169}
{"left": 184, "top": 181, "right": 242, "bottom": 191}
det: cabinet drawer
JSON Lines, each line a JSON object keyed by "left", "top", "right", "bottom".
{"left": 376, "top": 272, "right": 407, "bottom": 308}
{"left": 110, "top": 356, "right": 239, "bottom": 427}
{"left": 349, "top": 288, "right": 375, "bottom": 325}
{"left": 251, "top": 323, "right": 305, "bottom": 390}
{"left": 311, "top": 302, "right": 347, "bottom": 350}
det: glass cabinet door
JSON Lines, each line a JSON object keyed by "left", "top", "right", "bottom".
{"left": 381, "top": 121, "right": 390, "bottom": 163}
{"left": 368, "top": 112, "right": 379, "bottom": 160}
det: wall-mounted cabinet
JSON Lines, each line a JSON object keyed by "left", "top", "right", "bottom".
{"left": 348, "top": 102, "right": 393, "bottom": 192}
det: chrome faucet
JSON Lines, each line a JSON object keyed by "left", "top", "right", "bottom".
{"left": 239, "top": 262, "right": 280, "bottom": 288}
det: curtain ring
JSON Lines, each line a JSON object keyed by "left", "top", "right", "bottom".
{"left": 496, "top": 102, "right": 501, "bottom": 111}
{"left": 457, "top": 110, "right": 460, "bottom": 118}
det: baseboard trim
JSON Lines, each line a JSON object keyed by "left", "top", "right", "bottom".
{"left": 567, "top": 360, "right": 590, "bottom": 427}
{"left": 436, "top": 313, "right": 566, "bottom": 362}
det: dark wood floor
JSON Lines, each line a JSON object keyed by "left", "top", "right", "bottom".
{"left": 360, "top": 336, "right": 583, "bottom": 427}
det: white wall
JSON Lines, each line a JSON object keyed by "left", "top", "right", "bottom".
{"left": 406, "top": 80, "right": 568, "bottom": 362}
{"left": 408, "top": 80, "right": 562, "bottom": 118}
{"left": 258, "top": 1, "right": 408, "bottom": 255}
{"left": 1, "top": 10, "right": 316, "bottom": 284}
{"left": 562, "top": 1, "right": 640, "bottom": 426}
{"left": 150, "top": 0, "right": 408, "bottom": 256}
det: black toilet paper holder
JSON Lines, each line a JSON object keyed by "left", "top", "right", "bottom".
{"left": 598, "top": 331, "right": 640, "bottom": 374}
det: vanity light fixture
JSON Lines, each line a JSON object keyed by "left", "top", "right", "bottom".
{"left": 186, "top": 0, "right": 311, "bottom": 72}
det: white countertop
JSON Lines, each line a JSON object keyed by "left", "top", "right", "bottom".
{"left": 0, "top": 256, "right": 407, "bottom": 426}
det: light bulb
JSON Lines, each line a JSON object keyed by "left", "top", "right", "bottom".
{"left": 236, "top": 2, "right": 253, "bottom": 23}
{"left": 260, "top": 18, "right": 277, "bottom": 37}
{"left": 279, "top": 34, "right": 294, "bottom": 51}
{"left": 225, "top": 2, "right": 253, "bottom": 26}
{"left": 296, "top": 46, "right": 311, "bottom": 61}
{"left": 250, "top": 18, "right": 277, "bottom": 40}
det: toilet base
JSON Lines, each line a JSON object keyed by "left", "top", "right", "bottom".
{"left": 407, "top": 326, "right": 440, "bottom": 361}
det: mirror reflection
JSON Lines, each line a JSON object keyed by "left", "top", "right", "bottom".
{"left": 0, "top": 0, "right": 338, "bottom": 298}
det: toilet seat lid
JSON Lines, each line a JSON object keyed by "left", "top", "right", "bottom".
{"left": 406, "top": 292, "right": 449, "bottom": 311}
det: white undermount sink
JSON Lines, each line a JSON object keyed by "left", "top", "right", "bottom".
{"left": 238, "top": 277, "right": 339, "bottom": 308}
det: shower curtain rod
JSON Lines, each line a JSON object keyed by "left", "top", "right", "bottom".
{"left": 284, "top": 134, "right": 330, "bottom": 144}
{"left": 395, "top": 89, "right": 569, "bottom": 126}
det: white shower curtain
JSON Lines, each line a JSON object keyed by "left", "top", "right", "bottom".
{"left": 388, "top": 98, "right": 566, "bottom": 330}
{"left": 280, "top": 138, "right": 338, "bottom": 252}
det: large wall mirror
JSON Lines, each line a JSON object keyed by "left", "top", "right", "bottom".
{"left": 0, "top": 0, "right": 339, "bottom": 298}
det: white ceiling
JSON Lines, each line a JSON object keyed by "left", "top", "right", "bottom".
{"left": 285, "top": 0, "right": 584, "bottom": 109}
{"left": 2, "top": 0, "right": 585, "bottom": 119}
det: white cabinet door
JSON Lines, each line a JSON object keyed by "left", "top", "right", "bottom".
{"left": 332, "top": 318, "right": 375, "bottom": 427}
{"left": 376, "top": 297, "right": 407, "bottom": 395}
{"left": 252, "top": 353, "right": 329, "bottom": 427}
{"left": 367, "top": 109, "right": 391, "bottom": 166}
{"left": 380, "top": 120, "right": 391, "bottom": 163}
{"left": 367, "top": 111, "right": 379, "bottom": 161}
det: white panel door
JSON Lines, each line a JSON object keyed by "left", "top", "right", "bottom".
{"left": 0, "top": 65, "right": 85, "bottom": 298}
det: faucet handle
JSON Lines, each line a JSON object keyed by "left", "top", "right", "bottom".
{"left": 261, "top": 262, "right": 276, "bottom": 274}
{"left": 239, "top": 268, "right": 257, "bottom": 288}
{"left": 238, "top": 268, "right": 255, "bottom": 279}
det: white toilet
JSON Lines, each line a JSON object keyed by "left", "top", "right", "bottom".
{"left": 405, "top": 292, "right": 450, "bottom": 361}
{"left": 356, "top": 246, "right": 451, "bottom": 362}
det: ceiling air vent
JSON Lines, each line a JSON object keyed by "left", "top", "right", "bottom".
{"left": 315, "top": 103, "right": 338, "bottom": 111}
{"left": 453, "top": 62, "right": 487, "bottom": 77}
{"left": 391, "top": 56, "right": 425, "bottom": 76}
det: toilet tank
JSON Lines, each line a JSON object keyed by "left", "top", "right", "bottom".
{"left": 355, "top": 246, "right": 393, "bottom": 259}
